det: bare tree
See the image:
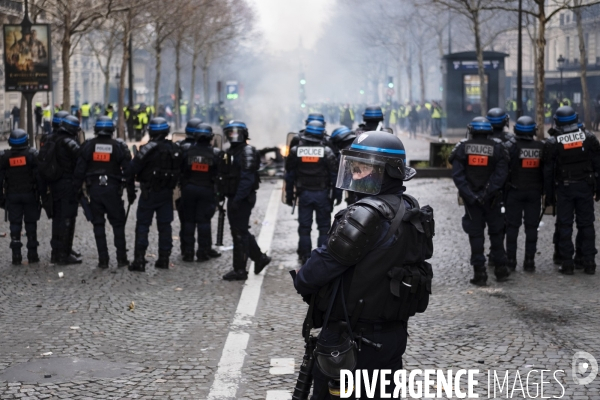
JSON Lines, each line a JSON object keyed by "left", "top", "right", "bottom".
{"left": 574, "top": 0, "right": 592, "bottom": 128}
{"left": 85, "top": 21, "right": 121, "bottom": 107}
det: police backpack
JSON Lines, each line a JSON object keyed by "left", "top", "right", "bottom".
{"left": 37, "top": 136, "right": 63, "bottom": 182}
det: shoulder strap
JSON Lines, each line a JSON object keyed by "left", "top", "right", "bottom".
{"left": 379, "top": 194, "right": 407, "bottom": 245}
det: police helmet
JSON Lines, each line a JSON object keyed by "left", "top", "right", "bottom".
{"left": 223, "top": 120, "right": 248, "bottom": 143}
{"left": 185, "top": 118, "right": 204, "bottom": 139}
{"left": 52, "top": 110, "right": 70, "bottom": 130}
{"left": 330, "top": 126, "right": 356, "bottom": 145}
{"left": 94, "top": 116, "right": 115, "bottom": 136}
{"left": 362, "top": 106, "right": 384, "bottom": 122}
{"left": 195, "top": 123, "right": 214, "bottom": 141}
{"left": 59, "top": 115, "right": 81, "bottom": 136}
{"left": 336, "top": 131, "right": 416, "bottom": 195}
{"left": 302, "top": 120, "right": 326, "bottom": 143}
{"left": 467, "top": 117, "right": 493, "bottom": 138}
{"left": 305, "top": 113, "right": 326, "bottom": 126}
{"left": 554, "top": 106, "right": 579, "bottom": 132}
{"left": 513, "top": 116, "right": 537, "bottom": 137}
{"left": 486, "top": 107, "right": 509, "bottom": 129}
{"left": 8, "top": 129, "right": 28, "bottom": 149}
{"left": 148, "top": 117, "right": 170, "bottom": 138}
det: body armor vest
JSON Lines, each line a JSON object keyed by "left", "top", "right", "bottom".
{"left": 510, "top": 139, "right": 543, "bottom": 191}
{"left": 137, "top": 141, "right": 181, "bottom": 191}
{"left": 3, "top": 149, "right": 36, "bottom": 194}
{"left": 219, "top": 144, "right": 259, "bottom": 196}
{"left": 85, "top": 138, "right": 123, "bottom": 180}
{"left": 294, "top": 141, "right": 330, "bottom": 190}
{"left": 182, "top": 145, "right": 216, "bottom": 188}
{"left": 463, "top": 137, "right": 496, "bottom": 192}
{"left": 555, "top": 129, "right": 593, "bottom": 182}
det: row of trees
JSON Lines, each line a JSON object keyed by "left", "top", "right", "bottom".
{"left": 26, "top": 0, "right": 253, "bottom": 136}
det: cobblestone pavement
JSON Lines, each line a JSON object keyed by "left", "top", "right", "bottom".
{"left": 1, "top": 136, "right": 599, "bottom": 399}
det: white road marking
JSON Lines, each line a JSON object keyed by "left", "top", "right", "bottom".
{"left": 207, "top": 187, "right": 281, "bottom": 399}
{"left": 266, "top": 390, "right": 292, "bottom": 400}
{"left": 269, "top": 358, "right": 295, "bottom": 375}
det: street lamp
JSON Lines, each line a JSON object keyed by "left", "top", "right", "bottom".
{"left": 557, "top": 55, "right": 566, "bottom": 100}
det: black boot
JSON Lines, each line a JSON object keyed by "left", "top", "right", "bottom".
{"left": 182, "top": 250, "right": 195, "bottom": 262}
{"left": 583, "top": 260, "right": 596, "bottom": 275}
{"left": 470, "top": 266, "right": 487, "bottom": 286}
{"left": 50, "top": 251, "right": 58, "bottom": 264}
{"left": 223, "top": 234, "right": 248, "bottom": 281}
{"left": 574, "top": 254, "right": 584, "bottom": 270}
{"left": 559, "top": 260, "right": 575, "bottom": 275}
{"left": 10, "top": 237, "right": 22, "bottom": 265}
{"left": 223, "top": 269, "right": 248, "bottom": 281}
{"left": 97, "top": 257, "right": 109, "bottom": 269}
{"left": 155, "top": 251, "right": 170, "bottom": 269}
{"left": 71, "top": 249, "right": 82, "bottom": 258}
{"left": 523, "top": 256, "right": 536, "bottom": 272}
{"left": 58, "top": 219, "right": 82, "bottom": 265}
{"left": 129, "top": 249, "right": 147, "bottom": 272}
{"left": 196, "top": 250, "right": 210, "bottom": 262}
{"left": 207, "top": 248, "right": 221, "bottom": 258}
{"left": 553, "top": 251, "right": 562, "bottom": 265}
{"left": 27, "top": 250, "right": 40, "bottom": 264}
{"left": 494, "top": 264, "right": 510, "bottom": 282}
{"left": 507, "top": 259, "right": 517, "bottom": 272}
{"left": 117, "top": 257, "right": 130, "bottom": 268}
{"left": 254, "top": 253, "right": 272, "bottom": 275}
{"left": 26, "top": 231, "right": 39, "bottom": 263}
{"left": 487, "top": 253, "right": 495, "bottom": 268}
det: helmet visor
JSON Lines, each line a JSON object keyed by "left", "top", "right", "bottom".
{"left": 336, "top": 153, "right": 386, "bottom": 195}
{"left": 225, "top": 128, "right": 245, "bottom": 142}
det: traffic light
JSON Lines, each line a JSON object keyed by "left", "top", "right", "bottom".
{"left": 387, "top": 76, "right": 394, "bottom": 89}
{"left": 300, "top": 78, "right": 306, "bottom": 85}
{"left": 299, "top": 73, "right": 306, "bottom": 107}
{"left": 359, "top": 89, "right": 365, "bottom": 95}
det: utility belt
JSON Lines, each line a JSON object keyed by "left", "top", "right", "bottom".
{"left": 296, "top": 176, "right": 330, "bottom": 191}
{"left": 86, "top": 174, "right": 123, "bottom": 187}
{"left": 328, "top": 320, "right": 405, "bottom": 336}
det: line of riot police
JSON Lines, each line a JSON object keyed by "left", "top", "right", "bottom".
{"left": 451, "top": 106, "right": 600, "bottom": 286}
{"left": 0, "top": 113, "right": 272, "bottom": 281}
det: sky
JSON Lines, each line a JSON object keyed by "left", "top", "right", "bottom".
{"left": 249, "top": 0, "right": 335, "bottom": 53}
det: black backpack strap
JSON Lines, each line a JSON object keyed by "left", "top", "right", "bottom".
{"left": 379, "top": 195, "right": 407, "bottom": 245}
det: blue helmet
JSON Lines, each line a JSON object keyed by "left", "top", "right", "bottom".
{"left": 363, "top": 106, "right": 384, "bottom": 122}
{"left": 514, "top": 116, "right": 537, "bottom": 137}
{"left": 330, "top": 126, "right": 356, "bottom": 144}
{"left": 9, "top": 129, "right": 28, "bottom": 148}
{"left": 94, "top": 116, "right": 115, "bottom": 136}
{"left": 59, "top": 115, "right": 81, "bottom": 136}
{"left": 487, "top": 108, "right": 509, "bottom": 129}
{"left": 305, "top": 113, "right": 325, "bottom": 126}
{"left": 195, "top": 123, "right": 214, "bottom": 140}
{"left": 148, "top": 117, "right": 170, "bottom": 138}
{"left": 185, "top": 118, "right": 204, "bottom": 139}
{"left": 468, "top": 117, "right": 493, "bottom": 137}
{"left": 224, "top": 120, "right": 248, "bottom": 143}
{"left": 52, "top": 110, "right": 69, "bottom": 130}
{"left": 554, "top": 106, "right": 578, "bottom": 127}
{"left": 302, "top": 120, "right": 325, "bottom": 142}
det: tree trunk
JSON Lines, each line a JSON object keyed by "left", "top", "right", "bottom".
{"left": 190, "top": 50, "right": 198, "bottom": 120}
{"left": 103, "top": 70, "right": 110, "bottom": 107}
{"left": 418, "top": 46, "right": 425, "bottom": 102}
{"left": 202, "top": 64, "right": 210, "bottom": 106}
{"left": 406, "top": 44, "right": 413, "bottom": 103}
{"left": 575, "top": 3, "right": 592, "bottom": 129}
{"left": 174, "top": 38, "right": 181, "bottom": 129}
{"left": 61, "top": 26, "right": 72, "bottom": 110}
{"left": 19, "top": 95, "right": 26, "bottom": 130}
{"left": 535, "top": 4, "right": 547, "bottom": 140}
{"left": 153, "top": 32, "right": 162, "bottom": 113}
{"left": 117, "top": 23, "right": 130, "bottom": 140}
{"left": 473, "top": 11, "right": 487, "bottom": 116}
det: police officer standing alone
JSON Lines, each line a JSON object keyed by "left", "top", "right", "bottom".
{"left": 129, "top": 117, "right": 182, "bottom": 272}
{"left": 285, "top": 120, "right": 340, "bottom": 264}
{"left": 219, "top": 120, "right": 271, "bottom": 281}
{"left": 450, "top": 117, "right": 510, "bottom": 285}
{"left": 179, "top": 122, "right": 222, "bottom": 262}
{"left": 0, "top": 130, "right": 44, "bottom": 264}
{"left": 73, "top": 117, "right": 135, "bottom": 269}
{"left": 505, "top": 116, "right": 544, "bottom": 272}
{"left": 292, "top": 131, "right": 432, "bottom": 399}
{"left": 543, "top": 106, "right": 600, "bottom": 275}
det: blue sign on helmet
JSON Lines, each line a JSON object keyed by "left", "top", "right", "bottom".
{"left": 331, "top": 126, "right": 351, "bottom": 138}
{"left": 63, "top": 117, "right": 80, "bottom": 127}
{"left": 305, "top": 124, "right": 325, "bottom": 136}
{"left": 9, "top": 135, "right": 27, "bottom": 146}
{"left": 556, "top": 113, "right": 577, "bottom": 123}
{"left": 225, "top": 121, "right": 247, "bottom": 130}
{"left": 487, "top": 115, "right": 506, "bottom": 125}
{"left": 149, "top": 122, "right": 169, "bottom": 131}
{"left": 95, "top": 120, "right": 114, "bottom": 129}
{"left": 306, "top": 114, "right": 325, "bottom": 123}
{"left": 364, "top": 109, "right": 383, "bottom": 118}
{"left": 515, "top": 123, "right": 536, "bottom": 132}
{"left": 471, "top": 121, "right": 492, "bottom": 131}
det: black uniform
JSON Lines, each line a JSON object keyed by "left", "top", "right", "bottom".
{"left": 450, "top": 135, "right": 510, "bottom": 281}
{"left": 48, "top": 132, "right": 81, "bottom": 264}
{"left": 179, "top": 140, "right": 221, "bottom": 260}
{"left": 505, "top": 137, "right": 544, "bottom": 268}
{"left": 0, "top": 147, "right": 43, "bottom": 263}
{"left": 74, "top": 136, "right": 134, "bottom": 267}
{"left": 543, "top": 127, "right": 600, "bottom": 273}
{"left": 285, "top": 138, "right": 339, "bottom": 262}
{"left": 130, "top": 138, "right": 181, "bottom": 268}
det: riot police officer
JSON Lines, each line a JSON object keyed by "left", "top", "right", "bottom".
{"left": 293, "top": 131, "right": 431, "bottom": 399}
{"left": 328, "top": 126, "right": 356, "bottom": 157}
{"left": 543, "top": 106, "right": 600, "bottom": 275}
{"left": 219, "top": 120, "right": 271, "bottom": 280}
{"left": 355, "top": 105, "right": 384, "bottom": 135}
{"left": 47, "top": 115, "right": 83, "bottom": 265}
{"left": 73, "top": 117, "right": 135, "bottom": 268}
{"left": 450, "top": 117, "right": 510, "bottom": 285}
{"left": 129, "top": 117, "right": 182, "bottom": 272}
{"left": 290, "top": 113, "right": 327, "bottom": 149}
{"left": 285, "top": 120, "right": 340, "bottom": 264}
{"left": 0, "top": 130, "right": 44, "bottom": 264}
{"left": 179, "top": 122, "right": 222, "bottom": 262}
{"left": 487, "top": 107, "right": 514, "bottom": 142}
{"left": 505, "top": 116, "right": 544, "bottom": 272}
